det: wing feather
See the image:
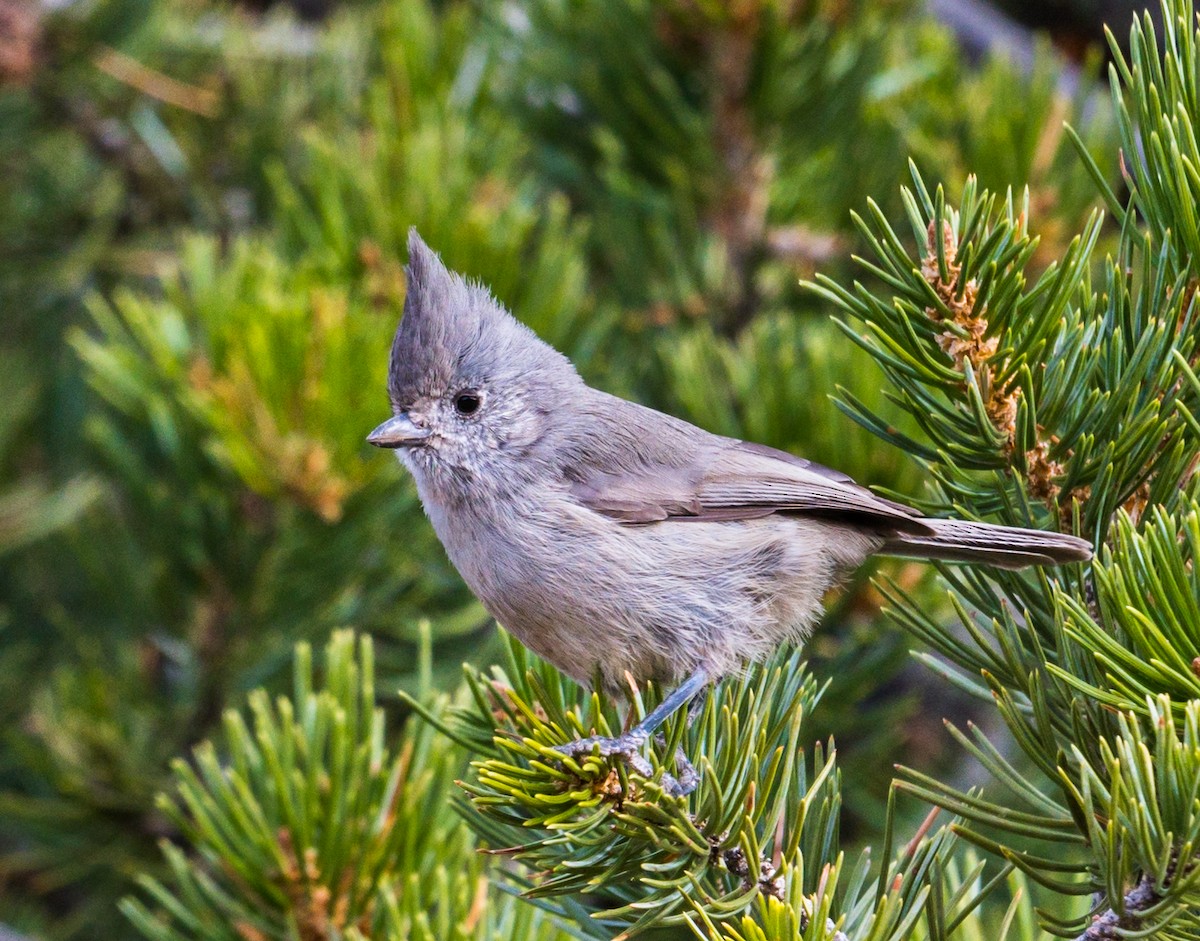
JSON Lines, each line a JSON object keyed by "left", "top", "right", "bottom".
{"left": 569, "top": 436, "right": 933, "bottom": 536}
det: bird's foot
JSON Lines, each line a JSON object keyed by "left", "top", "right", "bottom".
{"left": 554, "top": 731, "right": 652, "bottom": 775}
{"left": 553, "top": 733, "right": 698, "bottom": 796}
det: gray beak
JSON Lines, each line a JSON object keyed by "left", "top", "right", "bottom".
{"left": 367, "top": 413, "right": 432, "bottom": 449}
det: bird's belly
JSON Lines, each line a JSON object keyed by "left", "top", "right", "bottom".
{"left": 435, "top": 499, "right": 881, "bottom": 691}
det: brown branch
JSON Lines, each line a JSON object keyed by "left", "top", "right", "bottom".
{"left": 656, "top": 4, "right": 773, "bottom": 336}
{"left": 92, "top": 45, "right": 219, "bottom": 116}
{"left": 708, "top": 9, "right": 772, "bottom": 337}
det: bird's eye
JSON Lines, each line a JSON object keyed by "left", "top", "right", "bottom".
{"left": 454, "top": 391, "right": 482, "bottom": 416}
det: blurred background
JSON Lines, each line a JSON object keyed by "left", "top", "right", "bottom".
{"left": 0, "top": 0, "right": 1170, "bottom": 937}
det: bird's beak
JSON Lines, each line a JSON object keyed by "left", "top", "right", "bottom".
{"left": 367, "top": 413, "right": 432, "bottom": 449}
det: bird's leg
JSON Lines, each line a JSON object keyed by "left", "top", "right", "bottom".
{"left": 555, "top": 669, "right": 709, "bottom": 796}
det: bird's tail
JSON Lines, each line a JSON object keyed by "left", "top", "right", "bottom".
{"left": 880, "top": 519, "right": 1092, "bottom": 570}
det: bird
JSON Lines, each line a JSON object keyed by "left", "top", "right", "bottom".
{"left": 368, "top": 230, "right": 1092, "bottom": 793}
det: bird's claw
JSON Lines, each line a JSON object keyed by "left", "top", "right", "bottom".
{"left": 670, "top": 747, "right": 699, "bottom": 794}
{"left": 553, "top": 733, "right": 699, "bottom": 796}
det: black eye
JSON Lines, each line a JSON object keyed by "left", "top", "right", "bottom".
{"left": 454, "top": 391, "right": 482, "bottom": 416}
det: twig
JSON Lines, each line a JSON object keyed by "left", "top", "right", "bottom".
{"left": 1075, "top": 875, "right": 1160, "bottom": 941}
{"left": 92, "top": 45, "right": 219, "bottom": 116}
{"left": 705, "top": 9, "right": 771, "bottom": 337}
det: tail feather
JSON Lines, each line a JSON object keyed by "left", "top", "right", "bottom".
{"left": 880, "top": 519, "right": 1092, "bottom": 570}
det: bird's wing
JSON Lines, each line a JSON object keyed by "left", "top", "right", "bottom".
{"left": 569, "top": 438, "right": 934, "bottom": 536}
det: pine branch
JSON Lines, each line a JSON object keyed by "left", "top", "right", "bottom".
{"left": 443, "top": 635, "right": 838, "bottom": 936}
{"left": 432, "top": 633, "right": 1064, "bottom": 939}
{"left": 797, "top": 2, "right": 1200, "bottom": 935}
{"left": 122, "top": 631, "right": 573, "bottom": 941}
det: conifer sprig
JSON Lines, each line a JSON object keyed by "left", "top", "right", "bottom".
{"left": 437, "top": 637, "right": 1059, "bottom": 940}
{"left": 801, "top": 2, "right": 1200, "bottom": 935}
{"left": 441, "top": 635, "right": 838, "bottom": 937}
{"left": 121, "top": 631, "right": 570, "bottom": 941}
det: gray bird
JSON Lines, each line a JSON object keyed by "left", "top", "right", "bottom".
{"left": 369, "top": 231, "right": 1091, "bottom": 792}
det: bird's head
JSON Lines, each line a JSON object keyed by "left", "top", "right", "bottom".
{"left": 368, "top": 230, "right": 578, "bottom": 492}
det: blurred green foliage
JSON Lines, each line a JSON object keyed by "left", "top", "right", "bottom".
{"left": 121, "top": 630, "right": 571, "bottom": 941}
{"left": 0, "top": 0, "right": 1133, "bottom": 937}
